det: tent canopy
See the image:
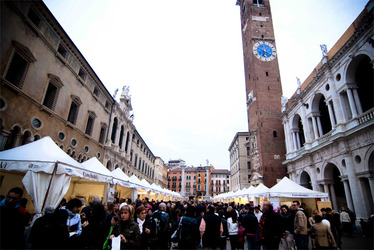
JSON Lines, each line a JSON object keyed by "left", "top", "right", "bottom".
{"left": 269, "top": 177, "right": 328, "bottom": 198}
{"left": 0, "top": 136, "right": 81, "bottom": 174}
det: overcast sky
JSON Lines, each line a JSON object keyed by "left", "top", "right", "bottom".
{"left": 43, "top": 0, "right": 368, "bottom": 169}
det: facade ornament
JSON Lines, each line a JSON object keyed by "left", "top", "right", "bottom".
{"left": 247, "top": 90, "right": 256, "bottom": 108}
{"left": 320, "top": 44, "right": 328, "bottom": 57}
{"left": 281, "top": 95, "right": 288, "bottom": 112}
{"left": 113, "top": 88, "right": 119, "bottom": 99}
{"left": 121, "top": 85, "right": 130, "bottom": 97}
{"left": 296, "top": 77, "right": 301, "bottom": 94}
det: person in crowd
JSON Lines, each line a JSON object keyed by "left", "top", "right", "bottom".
{"left": 254, "top": 206, "right": 263, "bottom": 223}
{"left": 257, "top": 201, "right": 282, "bottom": 250}
{"left": 135, "top": 205, "right": 151, "bottom": 249}
{"left": 103, "top": 215, "right": 119, "bottom": 249}
{"left": 105, "top": 202, "right": 119, "bottom": 233}
{"left": 325, "top": 207, "right": 342, "bottom": 249}
{"left": 60, "top": 198, "right": 83, "bottom": 237}
{"left": 311, "top": 215, "right": 336, "bottom": 249}
{"left": 30, "top": 206, "right": 70, "bottom": 249}
{"left": 200, "top": 205, "right": 223, "bottom": 250}
{"left": 279, "top": 204, "right": 295, "bottom": 250}
{"left": 227, "top": 209, "right": 239, "bottom": 250}
{"left": 81, "top": 195, "right": 102, "bottom": 222}
{"left": 0, "top": 187, "right": 26, "bottom": 249}
{"left": 340, "top": 207, "right": 353, "bottom": 237}
{"left": 309, "top": 209, "right": 319, "bottom": 227}
{"left": 177, "top": 204, "right": 200, "bottom": 249}
{"left": 110, "top": 204, "right": 140, "bottom": 249}
{"left": 291, "top": 200, "right": 308, "bottom": 250}
{"left": 218, "top": 209, "right": 229, "bottom": 250}
{"left": 241, "top": 205, "right": 258, "bottom": 250}
{"left": 80, "top": 202, "right": 107, "bottom": 249}
{"left": 148, "top": 202, "right": 170, "bottom": 249}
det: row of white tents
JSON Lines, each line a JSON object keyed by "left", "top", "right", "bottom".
{"left": 212, "top": 177, "right": 329, "bottom": 208}
{"left": 0, "top": 137, "right": 182, "bottom": 221}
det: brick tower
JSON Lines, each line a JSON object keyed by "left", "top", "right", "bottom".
{"left": 236, "top": 0, "right": 286, "bottom": 187}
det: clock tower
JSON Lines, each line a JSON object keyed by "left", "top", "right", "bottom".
{"left": 236, "top": 0, "right": 286, "bottom": 187}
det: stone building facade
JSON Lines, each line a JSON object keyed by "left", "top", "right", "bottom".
{"left": 0, "top": 1, "right": 156, "bottom": 185}
{"left": 229, "top": 132, "right": 252, "bottom": 191}
{"left": 0, "top": 1, "right": 112, "bottom": 161}
{"left": 281, "top": 1, "right": 374, "bottom": 219}
{"left": 211, "top": 169, "right": 230, "bottom": 197}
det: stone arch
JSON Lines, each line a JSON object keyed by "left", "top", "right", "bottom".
{"left": 20, "top": 130, "right": 32, "bottom": 145}
{"left": 299, "top": 171, "right": 313, "bottom": 190}
{"left": 115, "top": 164, "right": 120, "bottom": 169}
{"left": 291, "top": 114, "right": 306, "bottom": 148}
{"left": 323, "top": 163, "right": 346, "bottom": 211}
{"left": 106, "top": 160, "right": 112, "bottom": 170}
{"left": 311, "top": 93, "right": 332, "bottom": 136}
{"left": 5, "top": 125, "right": 21, "bottom": 150}
{"left": 346, "top": 54, "right": 373, "bottom": 113}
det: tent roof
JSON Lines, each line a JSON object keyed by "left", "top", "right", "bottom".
{"left": 81, "top": 157, "right": 112, "bottom": 177}
{"left": 0, "top": 136, "right": 81, "bottom": 174}
{"left": 251, "top": 183, "right": 270, "bottom": 197}
{"left": 0, "top": 136, "right": 80, "bottom": 168}
{"left": 269, "top": 177, "right": 328, "bottom": 198}
{"left": 112, "top": 168, "right": 130, "bottom": 181}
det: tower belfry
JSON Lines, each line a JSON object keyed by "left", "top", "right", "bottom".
{"left": 236, "top": 0, "right": 286, "bottom": 187}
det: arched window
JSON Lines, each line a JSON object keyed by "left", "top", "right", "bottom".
{"left": 111, "top": 117, "right": 118, "bottom": 143}
{"left": 119, "top": 125, "right": 124, "bottom": 149}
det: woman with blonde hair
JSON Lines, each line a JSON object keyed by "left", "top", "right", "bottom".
{"left": 110, "top": 204, "right": 140, "bottom": 249}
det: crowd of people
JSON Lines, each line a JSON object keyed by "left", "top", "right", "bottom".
{"left": 0, "top": 186, "right": 373, "bottom": 250}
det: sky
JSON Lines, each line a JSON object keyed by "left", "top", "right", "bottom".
{"left": 43, "top": 0, "right": 369, "bottom": 170}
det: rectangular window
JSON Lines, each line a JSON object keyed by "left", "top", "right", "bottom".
{"left": 78, "top": 67, "right": 86, "bottom": 81}
{"left": 57, "top": 43, "right": 68, "bottom": 59}
{"left": 27, "top": 8, "right": 41, "bottom": 27}
{"left": 67, "top": 101, "right": 79, "bottom": 124}
{"left": 247, "top": 147, "right": 250, "bottom": 156}
{"left": 43, "top": 82, "right": 58, "bottom": 110}
{"left": 5, "top": 52, "right": 29, "bottom": 88}
{"left": 248, "top": 161, "right": 251, "bottom": 169}
{"left": 99, "top": 126, "right": 106, "bottom": 144}
{"left": 94, "top": 87, "right": 100, "bottom": 97}
{"left": 85, "top": 115, "right": 94, "bottom": 136}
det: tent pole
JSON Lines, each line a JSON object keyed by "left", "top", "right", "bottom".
{"left": 41, "top": 162, "right": 58, "bottom": 212}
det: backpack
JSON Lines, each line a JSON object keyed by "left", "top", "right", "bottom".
{"left": 148, "top": 211, "right": 162, "bottom": 242}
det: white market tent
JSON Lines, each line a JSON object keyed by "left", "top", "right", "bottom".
{"left": 66, "top": 157, "right": 114, "bottom": 203}
{"left": 268, "top": 177, "right": 328, "bottom": 198}
{"left": 251, "top": 183, "right": 270, "bottom": 197}
{"left": 0, "top": 137, "right": 110, "bottom": 221}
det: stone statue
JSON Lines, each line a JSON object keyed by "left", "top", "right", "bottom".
{"left": 281, "top": 96, "right": 288, "bottom": 111}
{"left": 113, "top": 88, "right": 118, "bottom": 99}
{"left": 121, "top": 85, "right": 130, "bottom": 96}
{"left": 296, "top": 77, "right": 301, "bottom": 88}
{"left": 320, "top": 44, "right": 328, "bottom": 57}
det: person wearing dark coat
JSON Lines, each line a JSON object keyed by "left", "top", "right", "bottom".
{"left": 257, "top": 201, "right": 282, "bottom": 250}
{"left": 178, "top": 205, "right": 200, "bottom": 250}
{"left": 241, "top": 206, "right": 259, "bottom": 250}
{"left": 111, "top": 204, "right": 140, "bottom": 249}
{"left": 200, "top": 205, "right": 223, "bottom": 249}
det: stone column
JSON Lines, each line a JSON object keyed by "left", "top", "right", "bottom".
{"left": 344, "top": 155, "right": 365, "bottom": 218}
{"left": 352, "top": 88, "right": 363, "bottom": 114}
{"left": 316, "top": 116, "right": 323, "bottom": 137}
{"left": 329, "top": 184, "right": 338, "bottom": 211}
{"left": 181, "top": 165, "right": 186, "bottom": 197}
{"left": 368, "top": 177, "right": 374, "bottom": 205}
{"left": 206, "top": 166, "right": 210, "bottom": 197}
{"left": 347, "top": 88, "right": 358, "bottom": 118}
{"left": 327, "top": 101, "right": 336, "bottom": 128}
{"left": 296, "top": 131, "right": 301, "bottom": 149}
{"left": 292, "top": 132, "right": 298, "bottom": 150}
{"left": 312, "top": 116, "right": 320, "bottom": 139}
{"left": 342, "top": 180, "right": 354, "bottom": 211}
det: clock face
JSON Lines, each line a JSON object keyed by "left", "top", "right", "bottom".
{"left": 253, "top": 41, "right": 276, "bottom": 61}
